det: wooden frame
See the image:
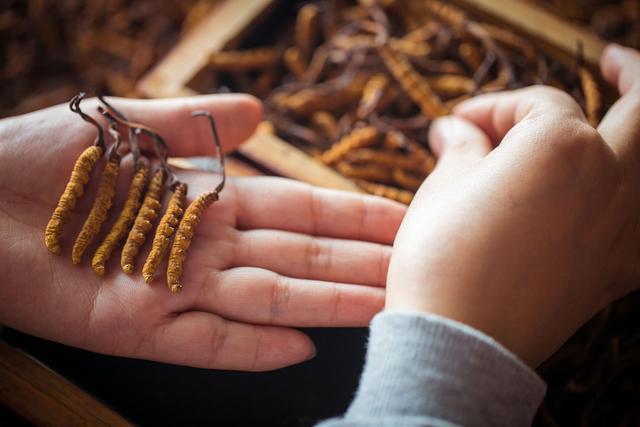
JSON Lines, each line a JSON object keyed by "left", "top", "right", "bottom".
{"left": 0, "top": 340, "right": 133, "bottom": 426}
{"left": 137, "top": 0, "right": 608, "bottom": 191}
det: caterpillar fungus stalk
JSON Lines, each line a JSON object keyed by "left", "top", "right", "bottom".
{"left": 71, "top": 113, "right": 123, "bottom": 265}
{"left": 121, "top": 166, "right": 166, "bottom": 273}
{"left": 318, "top": 126, "right": 380, "bottom": 164}
{"left": 378, "top": 45, "right": 449, "bottom": 118}
{"left": 92, "top": 162, "right": 149, "bottom": 275}
{"left": 142, "top": 181, "right": 187, "bottom": 283}
{"left": 356, "top": 180, "right": 414, "bottom": 205}
{"left": 45, "top": 93, "right": 105, "bottom": 254}
{"left": 167, "top": 111, "right": 226, "bottom": 294}
{"left": 576, "top": 44, "right": 601, "bottom": 127}
{"left": 579, "top": 67, "right": 601, "bottom": 127}
{"left": 91, "top": 99, "right": 150, "bottom": 275}
{"left": 208, "top": 48, "right": 280, "bottom": 72}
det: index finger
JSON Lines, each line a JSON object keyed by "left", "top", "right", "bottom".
{"left": 99, "top": 94, "right": 262, "bottom": 157}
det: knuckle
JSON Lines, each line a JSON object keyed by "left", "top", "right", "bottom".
{"left": 269, "top": 274, "right": 290, "bottom": 323}
{"left": 304, "top": 238, "right": 331, "bottom": 276}
{"left": 206, "top": 318, "right": 229, "bottom": 368}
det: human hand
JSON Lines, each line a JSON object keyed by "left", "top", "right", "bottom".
{"left": 0, "top": 95, "right": 405, "bottom": 371}
{"left": 386, "top": 44, "right": 640, "bottom": 366}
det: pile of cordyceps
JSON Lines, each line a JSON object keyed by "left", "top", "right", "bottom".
{"left": 44, "top": 93, "right": 226, "bottom": 293}
{"left": 202, "top": 0, "right": 601, "bottom": 205}
{"left": 529, "top": 0, "right": 640, "bottom": 49}
{"left": 0, "top": 0, "right": 214, "bottom": 117}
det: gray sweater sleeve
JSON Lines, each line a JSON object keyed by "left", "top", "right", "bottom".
{"left": 318, "top": 312, "right": 546, "bottom": 427}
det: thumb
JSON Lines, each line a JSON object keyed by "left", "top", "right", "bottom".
{"left": 428, "top": 116, "right": 492, "bottom": 176}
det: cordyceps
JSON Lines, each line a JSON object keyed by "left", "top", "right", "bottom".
{"left": 167, "top": 111, "right": 226, "bottom": 294}
{"left": 91, "top": 100, "right": 150, "bottom": 275}
{"left": 121, "top": 166, "right": 166, "bottom": 273}
{"left": 71, "top": 112, "right": 123, "bottom": 265}
{"left": 378, "top": 44, "right": 449, "bottom": 119}
{"left": 44, "top": 93, "right": 105, "bottom": 254}
{"left": 319, "top": 126, "right": 380, "bottom": 164}
{"left": 92, "top": 162, "right": 149, "bottom": 275}
{"left": 142, "top": 181, "right": 188, "bottom": 284}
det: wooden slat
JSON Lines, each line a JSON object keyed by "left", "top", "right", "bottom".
{"left": 455, "top": 0, "right": 607, "bottom": 67}
{"left": 0, "top": 340, "right": 132, "bottom": 427}
{"left": 137, "top": 0, "right": 276, "bottom": 98}
{"left": 169, "top": 156, "right": 262, "bottom": 176}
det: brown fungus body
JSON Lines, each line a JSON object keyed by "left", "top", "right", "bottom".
{"left": 167, "top": 191, "right": 218, "bottom": 293}
{"left": 319, "top": 126, "right": 380, "bottom": 164}
{"left": 121, "top": 168, "right": 166, "bottom": 273}
{"left": 143, "top": 181, "right": 188, "bottom": 283}
{"left": 71, "top": 157, "right": 120, "bottom": 264}
{"left": 45, "top": 94, "right": 105, "bottom": 254}
{"left": 45, "top": 145, "right": 103, "bottom": 254}
{"left": 166, "top": 111, "right": 226, "bottom": 293}
{"left": 91, "top": 163, "right": 149, "bottom": 275}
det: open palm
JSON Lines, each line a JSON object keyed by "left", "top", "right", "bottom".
{"left": 0, "top": 95, "right": 405, "bottom": 371}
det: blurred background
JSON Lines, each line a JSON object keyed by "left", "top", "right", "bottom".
{"left": 1, "top": 0, "right": 639, "bottom": 118}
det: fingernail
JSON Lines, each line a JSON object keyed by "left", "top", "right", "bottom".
{"left": 431, "top": 116, "right": 465, "bottom": 147}
{"left": 306, "top": 344, "right": 317, "bottom": 361}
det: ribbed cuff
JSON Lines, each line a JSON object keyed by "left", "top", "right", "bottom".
{"left": 344, "top": 312, "right": 546, "bottom": 426}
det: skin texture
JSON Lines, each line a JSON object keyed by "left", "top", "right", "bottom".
{"left": 71, "top": 157, "right": 120, "bottom": 265}
{"left": 44, "top": 145, "right": 103, "bottom": 254}
{"left": 143, "top": 182, "right": 187, "bottom": 284}
{"left": 386, "top": 44, "right": 640, "bottom": 367}
{"left": 0, "top": 94, "right": 404, "bottom": 371}
{"left": 92, "top": 163, "right": 149, "bottom": 275}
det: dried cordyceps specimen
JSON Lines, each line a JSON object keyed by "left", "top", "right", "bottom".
{"left": 318, "top": 126, "right": 380, "bottom": 164}
{"left": 208, "top": 48, "right": 280, "bottom": 72}
{"left": 91, "top": 97, "right": 151, "bottom": 275}
{"left": 310, "top": 111, "right": 338, "bottom": 141}
{"left": 378, "top": 45, "right": 449, "bottom": 118}
{"left": 392, "top": 168, "right": 424, "bottom": 192}
{"left": 426, "top": 75, "right": 476, "bottom": 97}
{"left": 578, "top": 66, "right": 601, "bottom": 127}
{"left": 142, "top": 181, "right": 188, "bottom": 284}
{"left": 91, "top": 163, "right": 149, "bottom": 275}
{"left": 167, "top": 111, "right": 226, "bottom": 294}
{"left": 121, "top": 167, "right": 166, "bottom": 274}
{"left": 357, "top": 73, "right": 390, "bottom": 119}
{"left": 345, "top": 148, "right": 433, "bottom": 174}
{"left": 71, "top": 115, "right": 123, "bottom": 265}
{"left": 295, "top": 3, "right": 320, "bottom": 61}
{"left": 283, "top": 47, "right": 307, "bottom": 78}
{"left": 45, "top": 93, "right": 105, "bottom": 254}
{"left": 355, "top": 180, "right": 414, "bottom": 205}
{"left": 336, "top": 162, "right": 394, "bottom": 184}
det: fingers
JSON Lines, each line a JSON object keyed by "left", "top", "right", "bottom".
{"left": 188, "top": 267, "right": 385, "bottom": 327}
{"left": 96, "top": 94, "right": 262, "bottom": 157}
{"left": 231, "top": 229, "right": 392, "bottom": 286}
{"left": 428, "top": 116, "right": 492, "bottom": 175}
{"left": 598, "top": 44, "right": 640, "bottom": 162}
{"left": 601, "top": 44, "right": 640, "bottom": 95}
{"left": 231, "top": 177, "right": 406, "bottom": 245}
{"left": 453, "top": 86, "right": 589, "bottom": 146}
{"left": 145, "top": 312, "right": 315, "bottom": 371}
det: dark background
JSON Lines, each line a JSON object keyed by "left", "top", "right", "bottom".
{"left": 2, "top": 327, "right": 368, "bottom": 426}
